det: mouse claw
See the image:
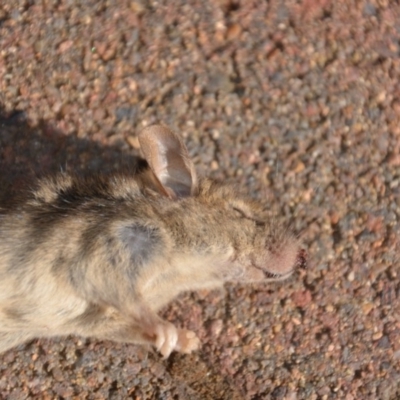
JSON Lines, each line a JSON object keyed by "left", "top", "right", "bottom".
{"left": 175, "top": 328, "right": 200, "bottom": 354}
{"left": 155, "top": 322, "right": 178, "bottom": 358}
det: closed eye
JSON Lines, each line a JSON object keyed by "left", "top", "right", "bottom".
{"left": 232, "top": 207, "right": 265, "bottom": 227}
{"left": 232, "top": 206, "right": 247, "bottom": 218}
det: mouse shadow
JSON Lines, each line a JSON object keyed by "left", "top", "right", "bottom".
{"left": 0, "top": 106, "right": 141, "bottom": 207}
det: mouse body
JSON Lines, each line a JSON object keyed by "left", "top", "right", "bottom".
{"left": 0, "top": 125, "right": 305, "bottom": 357}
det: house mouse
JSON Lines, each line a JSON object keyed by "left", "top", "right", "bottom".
{"left": 0, "top": 125, "right": 306, "bottom": 358}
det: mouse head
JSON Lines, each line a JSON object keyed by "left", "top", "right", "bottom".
{"left": 137, "top": 125, "right": 306, "bottom": 286}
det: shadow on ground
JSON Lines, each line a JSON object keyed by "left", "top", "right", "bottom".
{"left": 0, "top": 106, "right": 138, "bottom": 205}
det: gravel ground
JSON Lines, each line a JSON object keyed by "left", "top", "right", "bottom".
{"left": 0, "top": 0, "right": 399, "bottom": 399}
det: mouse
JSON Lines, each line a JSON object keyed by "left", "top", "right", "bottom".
{"left": 0, "top": 124, "right": 306, "bottom": 358}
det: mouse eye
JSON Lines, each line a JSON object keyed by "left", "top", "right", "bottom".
{"left": 233, "top": 206, "right": 247, "bottom": 218}
{"left": 232, "top": 206, "right": 265, "bottom": 227}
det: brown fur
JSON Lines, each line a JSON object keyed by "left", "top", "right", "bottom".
{"left": 0, "top": 125, "right": 305, "bottom": 357}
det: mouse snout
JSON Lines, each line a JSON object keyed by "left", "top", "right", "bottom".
{"left": 263, "top": 236, "right": 307, "bottom": 276}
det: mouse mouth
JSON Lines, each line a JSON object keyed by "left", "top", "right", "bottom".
{"left": 250, "top": 261, "right": 294, "bottom": 281}
{"left": 295, "top": 248, "right": 308, "bottom": 270}
{"left": 262, "top": 269, "right": 293, "bottom": 281}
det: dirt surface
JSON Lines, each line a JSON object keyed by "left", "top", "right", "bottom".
{"left": 0, "top": 0, "right": 399, "bottom": 399}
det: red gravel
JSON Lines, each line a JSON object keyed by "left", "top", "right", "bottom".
{"left": 1, "top": 0, "right": 399, "bottom": 399}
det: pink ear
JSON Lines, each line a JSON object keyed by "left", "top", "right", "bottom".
{"left": 138, "top": 125, "right": 198, "bottom": 198}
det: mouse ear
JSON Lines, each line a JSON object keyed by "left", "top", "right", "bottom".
{"left": 138, "top": 125, "right": 198, "bottom": 199}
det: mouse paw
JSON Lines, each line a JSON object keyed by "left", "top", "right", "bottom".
{"left": 155, "top": 322, "right": 178, "bottom": 358}
{"left": 175, "top": 328, "right": 200, "bottom": 354}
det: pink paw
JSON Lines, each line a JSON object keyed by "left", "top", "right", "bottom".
{"left": 175, "top": 328, "right": 200, "bottom": 354}
{"left": 154, "top": 324, "right": 200, "bottom": 358}
{"left": 155, "top": 322, "right": 178, "bottom": 358}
